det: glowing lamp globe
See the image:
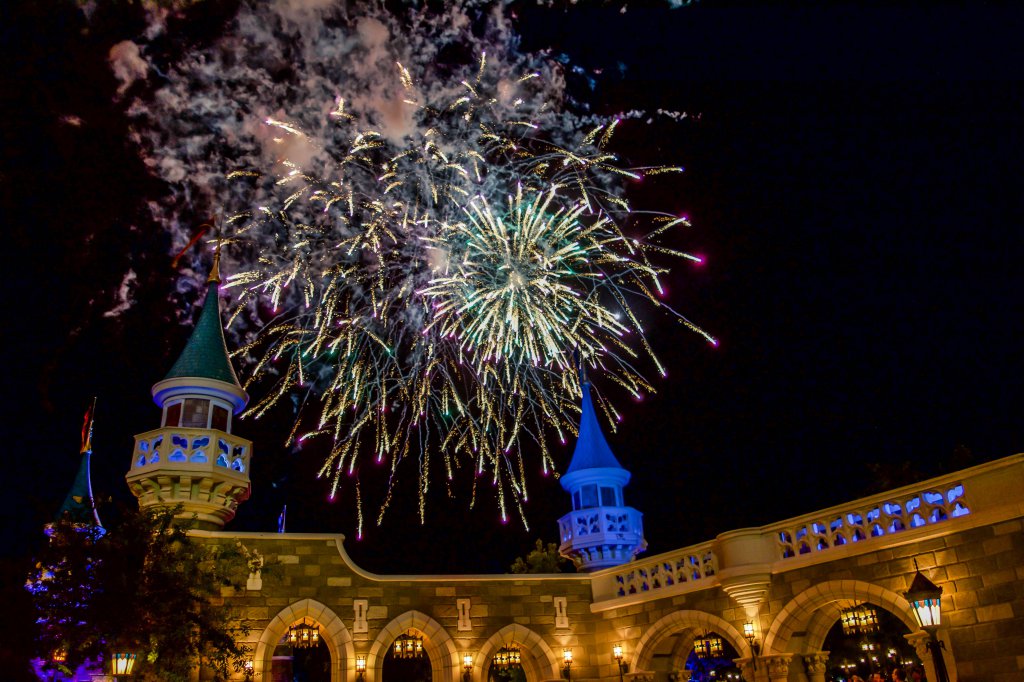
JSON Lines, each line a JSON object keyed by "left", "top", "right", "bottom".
{"left": 905, "top": 570, "right": 943, "bottom": 631}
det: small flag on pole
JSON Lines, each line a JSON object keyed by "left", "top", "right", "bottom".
{"left": 277, "top": 505, "right": 287, "bottom": 533}
{"left": 80, "top": 397, "right": 97, "bottom": 454}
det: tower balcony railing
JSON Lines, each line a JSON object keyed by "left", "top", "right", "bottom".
{"left": 558, "top": 506, "right": 645, "bottom": 550}
{"left": 130, "top": 426, "right": 252, "bottom": 476}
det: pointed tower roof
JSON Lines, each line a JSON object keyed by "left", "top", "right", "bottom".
{"left": 48, "top": 400, "right": 103, "bottom": 534}
{"left": 163, "top": 252, "right": 241, "bottom": 387}
{"left": 152, "top": 252, "right": 248, "bottom": 413}
{"left": 54, "top": 451, "right": 103, "bottom": 528}
{"left": 565, "top": 382, "right": 625, "bottom": 474}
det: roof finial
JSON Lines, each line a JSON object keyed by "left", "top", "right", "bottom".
{"left": 80, "top": 396, "right": 97, "bottom": 454}
{"left": 207, "top": 239, "right": 222, "bottom": 285}
{"left": 574, "top": 348, "right": 588, "bottom": 389}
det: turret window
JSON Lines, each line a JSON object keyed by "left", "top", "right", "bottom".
{"left": 181, "top": 399, "right": 210, "bottom": 428}
{"left": 211, "top": 405, "right": 229, "bottom": 432}
{"left": 162, "top": 398, "right": 231, "bottom": 431}
{"left": 164, "top": 402, "right": 182, "bottom": 427}
{"left": 600, "top": 486, "right": 618, "bottom": 506}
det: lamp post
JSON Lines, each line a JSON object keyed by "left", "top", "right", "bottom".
{"left": 904, "top": 567, "right": 951, "bottom": 682}
{"left": 562, "top": 648, "right": 573, "bottom": 680}
{"left": 463, "top": 653, "right": 474, "bottom": 682}
{"left": 613, "top": 644, "right": 627, "bottom": 682}
{"left": 355, "top": 654, "right": 367, "bottom": 681}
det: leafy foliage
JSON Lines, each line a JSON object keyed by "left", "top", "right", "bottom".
{"left": 28, "top": 506, "right": 251, "bottom": 681}
{"left": 508, "top": 539, "right": 571, "bottom": 574}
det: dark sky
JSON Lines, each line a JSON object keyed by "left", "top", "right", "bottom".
{"left": 3, "top": 1, "right": 1023, "bottom": 576}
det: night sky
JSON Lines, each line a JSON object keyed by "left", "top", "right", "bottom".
{"left": 3, "top": 1, "right": 1023, "bottom": 582}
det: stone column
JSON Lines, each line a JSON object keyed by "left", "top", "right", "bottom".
{"left": 765, "top": 654, "right": 794, "bottom": 682}
{"left": 803, "top": 651, "right": 829, "bottom": 682}
{"left": 734, "top": 657, "right": 757, "bottom": 682}
{"left": 905, "top": 631, "right": 958, "bottom": 682}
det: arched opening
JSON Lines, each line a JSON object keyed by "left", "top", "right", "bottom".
{"left": 632, "top": 611, "right": 750, "bottom": 682}
{"left": 369, "top": 611, "right": 457, "bottom": 682}
{"left": 272, "top": 617, "right": 332, "bottom": 682}
{"left": 382, "top": 629, "right": 432, "bottom": 682}
{"left": 763, "top": 579, "right": 953, "bottom": 682}
{"left": 475, "top": 623, "right": 561, "bottom": 682}
{"left": 821, "top": 602, "right": 921, "bottom": 681}
{"left": 682, "top": 630, "right": 743, "bottom": 682}
{"left": 254, "top": 600, "right": 352, "bottom": 682}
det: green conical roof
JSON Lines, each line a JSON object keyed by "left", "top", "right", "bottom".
{"left": 163, "top": 283, "right": 241, "bottom": 386}
{"left": 55, "top": 451, "right": 103, "bottom": 529}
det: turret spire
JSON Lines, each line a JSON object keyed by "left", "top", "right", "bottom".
{"left": 207, "top": 240, "right": 222, "bottom": 285}
{"left": 158, "top": 248, "right": 245, "bottom": 407}
{"left": 557, "top": 381, "right": 646, "bottom": 571}
{"left": 49, "top": 399, "right": 103, "bottom": 534}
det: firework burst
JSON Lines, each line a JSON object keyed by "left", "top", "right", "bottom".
{"left": 220, "top": 55, "right": 713, "bottom": 534}
{"left": 114, "top": 1, "right": 711, "bottom": 533}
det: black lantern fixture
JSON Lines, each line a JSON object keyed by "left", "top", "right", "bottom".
{"left": 288, "top": 621, "right": 320, "bottom": 649}
{"left": 463, "top": 653, "right": 474, "bottom": 682}
{"left": 693, "top": 631, "right": 724, "bottom": 660}
{"left": 612, "top": 644, "right": 628, "bottom": 682}
{"left": 494, "top": 644, "right": 521, "bottom": 670}
{"left": 393, "top": 632, "right": 425, "bottom": 659}
{"left": 743, "top": 621, "right": 761, "bottom": 670}
{"left": 355, "top": 655, "right": 367, "bottom": 681}
{"left": 562, "top": 648, "right": 573, "bottom": 680}
{"left": 840, "top": 603, "right": 880, "bottom": 636}
{"left": 111, "top": 652, "right": 137, "bottom": 678}
{"left": 904, "top": 563, "right": 951, "bottom": 682}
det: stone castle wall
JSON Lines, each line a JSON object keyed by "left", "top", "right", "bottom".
{"left": 196, "top": 455, "right": 1024, "bottom": 682}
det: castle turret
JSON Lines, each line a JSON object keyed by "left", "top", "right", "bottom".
{"left": 126, "top": 254, "right": 253, "bottom": 529}
{"left": 47, "top": 399, "right": 104, "bottom": 536}
{"left": 557, "top": 381, "right": 646, "bottom": 571}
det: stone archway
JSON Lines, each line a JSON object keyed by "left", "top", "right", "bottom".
{"left": 763, "top": 580, "right": 919, "bottom": 654}
{"left": 254, "top": 599, "right": 354, "bottom": 682}
{"left": 633, "top": 610, "right": 753, "bottom": 674}
{"left": 474, "top": 623, "right": 561, "bottom": 682}
{"left": 367, "top": 610, "right": 459, "bottom": 682}
{"left": 763, "top": 579, "right": 957, "bottom": 681}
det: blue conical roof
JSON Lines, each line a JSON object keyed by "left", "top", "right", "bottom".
{"left": 565, "top": 383, "right": 624, "bottom": 474}
{"left": 163, "top": 283, "right": 241, "bottom": 387}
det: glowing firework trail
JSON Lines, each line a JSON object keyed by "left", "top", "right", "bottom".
{"left": 114, "top": 1, "right": 712, "bottom": 533}
{"left": 221, "top": 56, "right": 713, "bottom": 533}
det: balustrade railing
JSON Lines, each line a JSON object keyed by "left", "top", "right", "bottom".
{"left": 605, "top": 542, "right": 718, "bottom": 600}
{"left": 773, "top": 482, "right": 969, "bottom": 560}
{"left": 590, "top": 453, "right": 1024, "bottom": 606}
{"left": 132, "top": 426, "right": 252, "bottom": 475}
